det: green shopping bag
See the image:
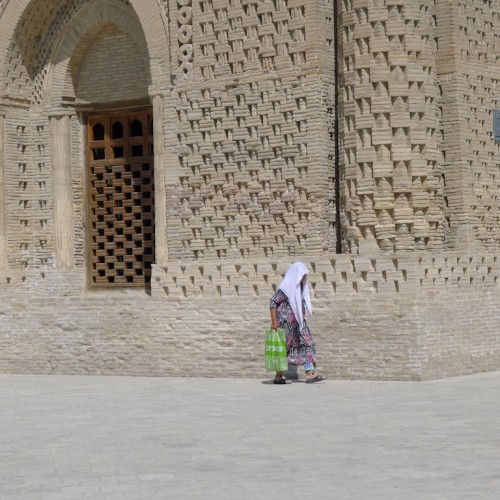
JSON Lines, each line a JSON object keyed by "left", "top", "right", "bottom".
{"left": 264, "top": 327, "right": 288, "bottom": 372}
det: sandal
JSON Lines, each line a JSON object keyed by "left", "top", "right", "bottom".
{"left": 305, "top": 373, "right": 325, "bottom": 383}
{"left": 274, "top": 376, "right": 292, "bottom": 385}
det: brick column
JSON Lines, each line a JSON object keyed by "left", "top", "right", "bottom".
{"left": 0, "top": 113, "right": 6, "bottom": 269}
{"left": 152, "top": 93, "right": 168, "bottom": 264}
{"left": 50, "top": 114, "right": 74, "bottom": 268}
{"left": 434, "top": 0, "right": 471, "bottom": 249}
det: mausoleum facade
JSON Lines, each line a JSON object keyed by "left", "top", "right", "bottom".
{"left": 0, "top": 0, "right": 499, "bottom": 379}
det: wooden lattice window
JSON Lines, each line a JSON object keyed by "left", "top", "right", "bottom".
{"left": 87, "top": 111, "right": 154, "bottom": 286}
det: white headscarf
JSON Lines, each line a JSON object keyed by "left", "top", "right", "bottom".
{"left": 277, "top": 262, "right": 312, "bottom": 329}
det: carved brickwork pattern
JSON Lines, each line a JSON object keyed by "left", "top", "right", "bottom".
{"left": 3, "top": 43, "right": 31, "bottom": 102}
{"left": 153, "top": 256, "right": 414, "bottom": 298}
{"left": 3, "top": 0, "right": 132, "bottom": 105}
{"left": 32, "top": 116, "right": 52, "bottom": 267}
{"left": 4, "top": 115, "right": 33, "bottom": 268}
{"left": 152, "top": 253, "right": 500, "bottom": 298}
{"left": 192, "top": 0, "right": 307, "bottom": 81}
{"left": 71, "top": 114, "right": 85, "bottom": 267}
{"left": 324, "top": 0, "right": 339, "bottom": 249}
{"left": 2, "top": 112, "right": 53, "bottom": 269}
{"left": 176, "top": 0, "right": 194, "bottom": 81}
{"left": 157, "top": 0, "right": 170, "bottom": 45}
{"left": 170, "top": 78, "right": 328, "bottom": 260}
{"left": 167, "top": 0, "right": 335, "bottom": 260}
{"left": 457, "top": 0, "right": 500, "bottom": 248}
{"left": 342, "top": 0, "right": 446, "bottom": 253}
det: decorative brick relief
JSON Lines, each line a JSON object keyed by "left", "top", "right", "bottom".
{"left": 152, "top": 256, "right": 413, "bottom": 298}
{"left": 3, "top": 44, "right": 31, "bottom": 102}
{"left": 3, "top": 111, "right": 72, "bottom": 271}
{"left": 71, "top": 114, "right": 85, "bottom": 268}
{"left": 3, "top": 0, "right": 133, "bottom": 105}
{"left": 193, "top": 0, "right": 307, "bottom": 81}
{"left": 176, "top": 0, "right": 194, "bottom": 81}
{"left": 0, "top": 252, "right": 498, "bottom": 297}
{"left": 456, "top": 0, "right": 500, "bottom": 248}
{"left": 0, "top": 270, "right": 28, "bottom": 286}
{"left": 324, "top": 0, "right": 339, "bottom": 249}
{"left": 417, "top": 254, "right": 500, "bottom": 289}
{"left": 152, "top": 252, "right": 500, "bottom": 298}
{"left": 342, "top": 0, "right": 446, "bottom": 253}
{"left": 170, "top": 78, "right": 323, "bottom": 260}
{"left": 32, "top": 116, "right": 52, "bottom": 267}
{"left": 4, "top": 116, "right": 33, "bottom": 269}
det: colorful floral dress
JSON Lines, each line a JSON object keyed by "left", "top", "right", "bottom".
{"left": 270, "top": 288, "right": 317, "bottom": 366}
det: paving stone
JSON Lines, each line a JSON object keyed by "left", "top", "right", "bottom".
{"left": 1, "top": 373, "right": 500, "bottom": 499}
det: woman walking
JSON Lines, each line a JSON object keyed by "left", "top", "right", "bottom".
{"left": 270, "top": 262, "right": 324, "bottom": 384}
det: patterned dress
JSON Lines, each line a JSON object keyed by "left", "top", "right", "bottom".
{"left": 270, "top": 288, "right": 317, "bottom": 366}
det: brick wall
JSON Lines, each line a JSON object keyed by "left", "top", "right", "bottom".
{"left": 0, "top": 253, "right": 498, "bottom": 380}
{"left": 163, "top": 0, "right": 338, "bottom": 259}
{"left": 76, "top": 24, "right": 150, "bottom": 104}
{"left": 436, "top": 0, "right": 500, "bottom": 249}
{"left": 341, "top": 0, "right": 447, "bottom": 253}
{"left": 0, "top": 0, "right": 499, "bottom": 380}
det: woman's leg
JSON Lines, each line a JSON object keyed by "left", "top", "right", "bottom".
{"left": 274, "top": 371, "right": 291, "bottom": 384}
{"left": 304, "top": 362, "right": 315, "bottom": 376}
{"left": 304, "top": 362, "right": 324, "bottom": 383}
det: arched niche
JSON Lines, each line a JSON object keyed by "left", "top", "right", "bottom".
{"left": 46, "top": 0, "right": 154, "bottom": 109}
{"left": 0, "top": 0, "right": 169, "bottom": 274}
{"left": 0, "top": 0, "right": 170, "bottom": 101}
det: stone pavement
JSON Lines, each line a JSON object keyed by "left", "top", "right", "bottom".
{"left": 1, "top": 372, "right": 500, "bottom": 500}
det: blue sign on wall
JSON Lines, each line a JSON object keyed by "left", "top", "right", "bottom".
{"left": 494, "top": 109, "right": 500, "bottom": 142}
